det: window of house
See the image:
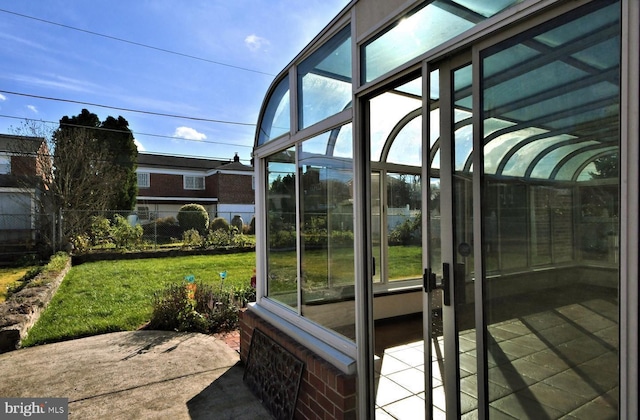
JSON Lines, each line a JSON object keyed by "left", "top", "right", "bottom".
{"left": 184, "top": 175, "right": 205, "bottom": 190}
{"left": 137, "top": 172, "right": 150, "bottom": 188}
{"left": 0, "top": 156, "right": 10, "bottom": 174}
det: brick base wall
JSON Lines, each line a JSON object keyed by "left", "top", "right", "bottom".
{"left": 239, "top": 309, "right": 357, "bottom": 420}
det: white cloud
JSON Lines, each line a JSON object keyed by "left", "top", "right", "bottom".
{"left": 244, "top": 34, "right": 270, "bottom": 52}
{"left": 173, "top": 126, "right": 207, "bottom": 141}
{"left": 27, "top": 105, "right": 38, "bottom": 114}
{"left": 0, "top": 93, "right": 6, "bottom": 101}
{"left": 134, "top": 138, "right": 145, "bottom": 151}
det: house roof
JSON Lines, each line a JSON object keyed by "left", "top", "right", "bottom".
{"left": 137, "top": 153, "right": 253, "bottom": 172}
{"left": 0, "top": 134, "right": 46, "bottom": 154}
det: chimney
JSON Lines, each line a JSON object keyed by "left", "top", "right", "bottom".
{"left": 233, "top": 152, "right": 240, "bottom": 163}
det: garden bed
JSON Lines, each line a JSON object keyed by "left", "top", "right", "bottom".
{"left": 0, "top": 255, "right": 71, "bottom": 353}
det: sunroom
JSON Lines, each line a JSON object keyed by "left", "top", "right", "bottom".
{"left": 240, "top": 0, "right": 638, "bottom": 418}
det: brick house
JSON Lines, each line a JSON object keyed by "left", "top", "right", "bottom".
{"left": 135, "top": 152, "right": 254, "bottom": 224}
{"left": 0, "top": 134, "right": 51, "bottom": 249}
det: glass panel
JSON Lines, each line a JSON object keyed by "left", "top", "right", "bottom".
{"left": 481, "top": 2, "right": 620, "bottom": 417}
{"left": 258, "top": 76, "right": 290, "bottom": 145}
{"left": 299, "top": 125, "right": 355, "bottom": 340}
{"left": 371, "top": 172, "right": 382, "bottom": 283}
{"left": 452, "top": 64, "right": 477, "bottom": 417}
{"left": 387, "top": 173, "right": 422, "bottom": 282}
{"left": 370, "top": 91, "right": 421, "bottom": 162}
{"left": 363, "top": 1, "right": 520, "bottom": 83}
{"left": 298, "top": 26, "right": 352, "bottom": 130}
{"left": 265, "top": 148, "right": 297, "bottom": 308}
{"left": 387, "top": 116, "right": 422, "bottom": 166}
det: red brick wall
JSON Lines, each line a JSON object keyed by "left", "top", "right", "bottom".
{"left": 144, "top": 173, "right": 209, "bottom": 199}
{"left": 217, "top": 173, "right": 254, "bottom": 204}
{"left": 239, "top": 310, "right": 357, "bottom": 420}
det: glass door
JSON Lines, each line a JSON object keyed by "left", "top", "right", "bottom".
{"left": 425, "top": 2, "right": 621, "bottom": 419}
{"left": 479, "top": 2, "right": 620, "bottom": 418}
{"left": 424, "top": 54, "right": 475, "bottom": 419}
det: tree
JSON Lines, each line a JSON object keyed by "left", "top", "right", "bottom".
{"left": 50, "top": 109, "right": 138, "bottom": 239}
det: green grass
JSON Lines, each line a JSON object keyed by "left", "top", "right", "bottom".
{"left": 22, "top": 253, "right": 256, "bottom": 347}
{"left": 0, "top": 266, "right": 36, "bottom": 303}
{"left": 22, "top": 244, "right": 424, "bottom": 346}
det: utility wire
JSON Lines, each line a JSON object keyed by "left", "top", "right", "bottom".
{"left": 0, "top": 114, "right": 254, "bottom": 149}
{"left": 0, "top": 90, "right": 257, "bottom": 127}
{"left": 0, "top": 8, "right": 276, "bottom": 77}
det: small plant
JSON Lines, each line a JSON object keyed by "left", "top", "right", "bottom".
{"left": 182, "top": 228, "right": 203, "bottom": 248}
{"left": 111, "top": 214, "right": 143, "bottom": 249}
{"left": 148, "top": 280, "right": 246, "bottom": 334}
{"left": 209, "top": 217, "right": 230, "bottom": 232}
{"left": 205, "top": 229, "right": 231, "bottom": 248}
{"left": 177, "top": 204, "right": 210, "bottom": 234}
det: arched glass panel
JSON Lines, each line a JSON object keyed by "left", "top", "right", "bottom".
{"left": 257, "top": 76, "right": 290, "bottom": 145}
{"left": 484, "top": 127, "right": 547, "bottom": 174}
{"left": 530, "top": 142, "right": 599, "bottom": 179}
{"left": 387, "top": 116, "right": 422, "bottom": 166}
{"left": 501, "top": 134, "right": 574, "bottom": 177}
{"left": 298, "top": 26, "right": 352, "bottom": 130}
{"left": 370, "top": 93, "right": 421, "bottom": 162}
{"left": 554, "top": 146, "right": 617, "bottom": 180}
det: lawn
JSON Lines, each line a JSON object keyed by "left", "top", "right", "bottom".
{"left": 22, "top": 252, "right": 256, "bottom": 347}
{"left": 22, "top": 245, "right": 424, "bottom": 346}
{"left": 0, "top": 266, "right": 37, "bottom": 303}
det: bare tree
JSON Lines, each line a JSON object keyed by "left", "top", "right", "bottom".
{"left": 8, "top": 113, "right": 135, "bottom": 250}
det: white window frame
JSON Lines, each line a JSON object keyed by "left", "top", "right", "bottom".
{"left": 184, "top": 175, "right": 205, "bottom": 190}
{"left": 137, "top": 172, "right": 150, "bottom": 188}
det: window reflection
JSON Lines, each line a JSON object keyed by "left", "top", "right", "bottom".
{"left": 266, "top": 148, "right": 297, "bottom": 308}
{"left": 298, "top": 26, "right": 352, "bottom": 130}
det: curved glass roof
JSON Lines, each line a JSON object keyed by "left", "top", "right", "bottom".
{"left": 256, "top": 0, "right": 619, "bottom": 184}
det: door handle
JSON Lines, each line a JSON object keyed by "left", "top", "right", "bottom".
{"left": 423, "top": 268, "right": 437, "bottom": 292}
{"left": 442, "top": 263, "right": 451, "bottom": 306}
{"left": 423, "top": 265, "right": 451, "bottom": 307}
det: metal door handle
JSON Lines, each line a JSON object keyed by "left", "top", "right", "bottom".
{"left": 424, "top": 265, "right": 451, "bottom": 307}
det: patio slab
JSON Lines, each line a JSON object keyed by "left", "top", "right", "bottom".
{"left": 0, "top": 330, "right": 270, "bottom": 419}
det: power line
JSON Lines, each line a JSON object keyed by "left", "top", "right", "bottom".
{"left": 0, "top": 114, "right": 254, "bottom": 149}
{"left": 0, "top": 90, "right": 257, "bottom": 127}
{"left": 0, "top": 8, "right": 276, "bottom": 77}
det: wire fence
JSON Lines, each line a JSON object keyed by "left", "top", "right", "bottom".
{"left": 0, "top": 210, "right": 256, "bottom": 257}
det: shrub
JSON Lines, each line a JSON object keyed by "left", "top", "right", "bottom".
{"left": 209, "top": 217, "right": 229, "bottom": 232}
{"left": 177, "top": 204, "right": 209, "bottom": 234}
{"left": 388, "top": 212, "right": 421, "bottom": 246}
{"left": 248, "top": 216, "right": 256, "bottom": 235}
{"left": 148, "top": 281, "right": 244, "bottom": 333}
{"left": 111, "top": 214, "right": 143, "bottom": 249}
{"left": 182, "top": 229, "right": 203, "bottom": 248}
{"left": 205, "top": 229, "right": 231, "bottom": 248}
{"left": 88, "top": 216, "right": 112, "bottom": 246}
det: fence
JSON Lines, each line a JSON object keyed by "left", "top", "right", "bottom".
{"left": 61, "top": 210, "right": 256, "bottom": 251}
{"left": 0, "top": 212, "right": 57, "bottom": 257}
{"left": 0, "top": 210, "right": 257, "bottom": 257}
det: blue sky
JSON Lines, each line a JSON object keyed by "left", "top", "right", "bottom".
{"left": 0, "top": 1, "right": 350, "bottom": 163}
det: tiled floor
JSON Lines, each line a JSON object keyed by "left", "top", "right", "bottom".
{"left": 374, "top": 287, "right": 618, "bottom": 419}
